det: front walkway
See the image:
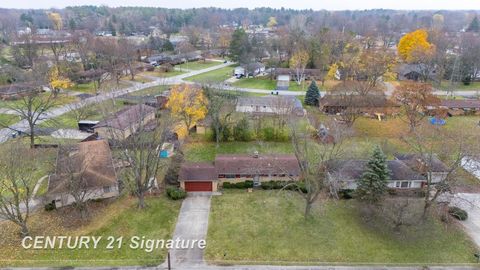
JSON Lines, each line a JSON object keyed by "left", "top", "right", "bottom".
{"left": 165, "top": 194, "right": 212, "bottom": 267}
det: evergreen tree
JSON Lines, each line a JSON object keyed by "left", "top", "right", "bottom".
{"left": 229, "top": 28, "right": 250, "bottom": 62}
{"left": 304, "top": 80, "right": 320, "bottom": 106}
{"left": 356, "top": 146, "right": 390, "bottom": 204}
{"left": 467, "top": 16, "right": 480, "bottom": 33}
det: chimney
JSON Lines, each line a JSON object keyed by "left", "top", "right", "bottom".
{"left": 253, "top": 151, "right": 259, "bottom": 158}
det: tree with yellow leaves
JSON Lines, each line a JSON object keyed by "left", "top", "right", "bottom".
{"left": 167, "top": 84, "right": 208, "bottom": 136}
{"left": 289, "top": 49, "right": 309, "bottom": 86}
{"left": 267, "top": 17, "right": 277, "bottom": 28}
{"left": 47, "top": 12, "right": 63, "bottom": 30}
{"left": 49, "top": 66, "right": 73, "bottom": 96}
{"left": 397, "top": 29, "right": 435, "bottom": 63}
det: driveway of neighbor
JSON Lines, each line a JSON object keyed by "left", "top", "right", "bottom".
{"left": 167, "top": 194, "right": 212, "bottom": 267}
{"left": 449, "top": 193, "right": 480, "bottom": 247}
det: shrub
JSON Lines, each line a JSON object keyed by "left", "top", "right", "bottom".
{"left": 44, "top": 202, "right": 56, "bottom": 211}
{"left": 448, "top": 206, "right": 468, "bottom": 221}
{"left": 261, "top": 180, "right": 307, "bottom": 193}
{"left": 166, "top": 186, "right": 187, "bottom": 200}
{"left": 233, "top": 118, "right": 251, "bottom": 141}
{"left": 222, "top": 181, "right": 253, "bottom": 189}
{"left": 339, "top": 189, "right": 354, "bottom": 199}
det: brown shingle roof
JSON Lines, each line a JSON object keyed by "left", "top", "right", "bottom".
{"left": 320, "top": 94, "right": 398, "bottom": 108}
{"left": 0, "top": 83, "right": 36, "bottom": 95}
{"left": 214, "top": 154, "right": 300, "bottom": 176}
{"left": 47, "top": 140, "right": 117, "bottom": 195}
{"left": 93, "top": 104, "right": 156, "bottom": 131}
{"left": 179, "top": 163, "right": 216, "bottom": 181}
{"left": 440, "top": 99, "right": 480, "bottom": 109}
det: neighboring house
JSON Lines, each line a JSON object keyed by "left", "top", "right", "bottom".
{"left": 434, "top": 99, "right": 480, "bottom": 116}
{"left": 270, "top": 68, "right": 323, "bottom": 81}
{"left": 94, "top": 104, "right": 156, "bottom": 140}
{"left": 0, "top": 83, "right": 37, "bottom": 100}
{"left": 234, "top": 62, "right": 265, "bottom": 78}
{"left": 46, "top": 140, "right": 119, "bottom": 208}
{"left": 329, "top": 159, "right": 426, "bottom": 190}
{"left": 396, "top": 64, "right": 438, "bottom": 82}
{"left": 395, "top": 154, "right": 449, "bottom": 184}
{"left": 236, "top": 96, "right": 305, "bottom": 116}
{"left": 319, "top": 93, "right": 400, "bottom": 116}
{"left": 462, "top": 157, "right": 480, "bottom": 181}
{"left": 179, "top": 153, "right": 301, "bottom": 192}
{"left": 277, "top": 75, "right": 290, "bottom": 90}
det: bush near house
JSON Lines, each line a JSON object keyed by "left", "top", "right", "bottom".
{"left": 166, "top": 186, "right": 187, "bottom": 200}
{"left": 222, "top": 181, "right": 254, "bottom": 189}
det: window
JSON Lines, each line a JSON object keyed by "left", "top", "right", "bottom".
{"left": 395, "top": 181, "right": 411, "bottom": 188}
{"left": 103, "top": 186, "right": 112, "bottom": 193}
{"left": 218, "top": 174, "right": 225, "bottom": 178}
{"left": 226, "top": 174, "right": 235, "bottom": 179}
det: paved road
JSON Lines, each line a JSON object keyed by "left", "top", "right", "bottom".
{"left": 166, "top": 194, "right": 212, "bottom": 267}
{"left": 383, "top": 81, "right": 480, "bottom": 98}
{"left": 0, "top": 62, "right": 233, "bottom": 144}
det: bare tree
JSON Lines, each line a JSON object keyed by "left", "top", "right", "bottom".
{"left": 0, "top": 142, "right": 38, "bottom": 236}
{"left": 106, "top": 105, "right": 172, "bottom": 209}
{"left": 4, "top": 92, "right": 57, "bottom": 148}
{"left": 67, "top": 100, "right": 95, "bottom": 123}
{"left": 203, "top": 85, "right": 237, "bottom": 148}
{"left": 401, "top": 126, "right": 479, "bottom": 219}
{"left": 59, "top": 144, "right": 92, "bottom": 219}
{"left": 288, "top": 118, "right": 351, "bottom": 218}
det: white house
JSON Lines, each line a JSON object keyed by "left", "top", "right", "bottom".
{"left": 236, "top": 96, "right": 305, "bottom": 116}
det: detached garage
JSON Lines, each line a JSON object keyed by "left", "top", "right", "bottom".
{"left": 179, "top": 163, "right": 218, "bottom": 192}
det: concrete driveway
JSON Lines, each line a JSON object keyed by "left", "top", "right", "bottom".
{"left": 167, "top": 194, "right": 212, "bottom": 267}
{"left": 450, "top": 193, "right": 480, "bottom": 247}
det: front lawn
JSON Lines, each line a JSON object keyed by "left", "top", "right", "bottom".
{"left": 175, "top": 60, "right": 222, "bottom": 70}
{"left": 0, "top": 113, "right": 20, "bottom": 126}
{"left": 439, "top": 80, "right": 480, "bottom": 91}
{"left": 183, "top": 141, "right": 294, "bottom": 162}
{"left": 0, "top": 196, "right": 181, "bottom": 267}
{"left": 206, "top": 190, "right": 476, "bottom": 265}
{"left": 183, "top": 65, "right": 235, "bottom": 83}
{"left": 0, "top": 93, "right": 78, "bottom": 109}
{"left": 232, "top": 78, "right": 309, "bottom": 91}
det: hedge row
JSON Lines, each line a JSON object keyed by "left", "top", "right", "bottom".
{"left": 222, "top": 181, "right": 254, "bottom": 189}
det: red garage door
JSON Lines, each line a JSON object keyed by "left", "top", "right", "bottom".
{"left": 185, "top": 181, "right": 212, "bottom": 192}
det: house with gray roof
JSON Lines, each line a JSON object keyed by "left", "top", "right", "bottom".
{"left": 328, "top": 159, "right": 426, "bottom": 190}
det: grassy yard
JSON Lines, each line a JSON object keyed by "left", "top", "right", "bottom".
{"left": 0, "top": 114, "right": 20, "bottom": 126}
{"left": 0, "top": 93, "right": 78, "bottom": 109}
{"left": 232, "top": 77, "right": 309, "bottom": 91}
{"left": 206, "top": 190, "right": 476, "bottom": 265}
{"left": 183, "top": 141, "right": 294, "bottom": 162}
{"left": 69, "top": 82, "right": 97, "bottom": 94}
{"left": 175, "top": 60, "right": 222, "bottom": 70}
{"left": 0, "top": 196, "right": 181, "bottom": 267}
{"left": 140, "top": 70, "right": 186, "bottom": 78}
{"left": 184, "top": 65, "right": 235, "bottom": 83}
{"left": 439, "top": 80, "right": 480, "bottom": 91}
{"left": 127, "top": 85, "right": 169, "bottom": 97}
{"left": 39, "top": 100, "right": 128, "bottom": 129}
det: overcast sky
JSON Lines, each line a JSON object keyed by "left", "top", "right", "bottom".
{"left": 0, "top": 0, "right": 478, "bottom": 10}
